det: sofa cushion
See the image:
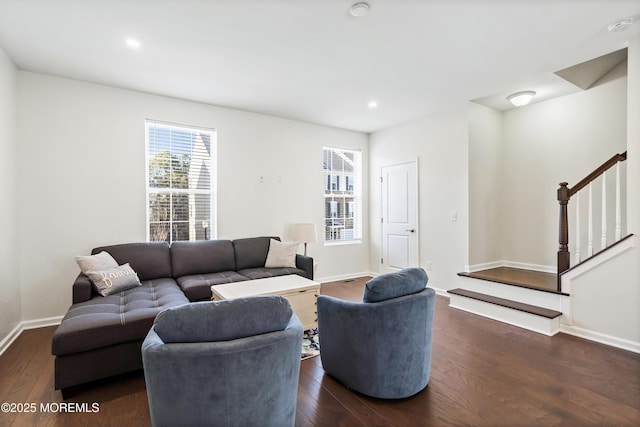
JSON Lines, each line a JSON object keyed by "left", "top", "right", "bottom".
{"left": 363, "top": 268, "right": 428, "bottom": 303}
{"left": 92, "top": 242, "right": 172, "bottom": 281}
{"left": 177, "top": 271, "right": 249, "bottom": 301}
{"left": 85, "top": 263, "right": 141, "bottom": 296}
{"left": 233, "top": 236, "right": 278, "bottom": 270}
{"left": 170, "top": 240, "right": 236, "bottom": 278}
{"left": 52, "top": 278, "right": 188, "bottom": 356}
{"left": 153, "top": 296, "right": 293, "bottom": 343}
{"left": 238, "top": 267, "right": 306, "bottom": 280}
{"left": 265, "top": 239, "right": 298, "bottom": 268}
{"left": 76, "top": 251, "right": 118, "bottom": 274}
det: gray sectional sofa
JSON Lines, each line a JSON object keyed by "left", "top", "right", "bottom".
{"left": 51, "top": 236, "right": 313, "bottom": 397}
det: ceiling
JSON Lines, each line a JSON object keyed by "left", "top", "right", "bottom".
{"left": 0, "top": 0, "right": 638, "bottom": 133}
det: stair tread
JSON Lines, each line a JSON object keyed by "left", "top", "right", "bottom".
{"left": 458, "top": 267, "right": 568, "bottom": 295}
{"left": 448, "top": 288, "right": 562, "bottom": 319}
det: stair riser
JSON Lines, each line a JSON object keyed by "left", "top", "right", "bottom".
{"left": 449, "top": 295, "right": 560, "bottom": 336}
{"left": 459, "top": 276, "right": 563, "bottom": 311}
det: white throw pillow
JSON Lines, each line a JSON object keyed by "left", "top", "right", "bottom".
{"left": 85, "top": 263, "right": 142, "bottom": 296}
{"left": 76, "top": 251, "right": 118, "bottom": 275}
{"left": 265, "top": 239, "right": 298, "bottom": 268}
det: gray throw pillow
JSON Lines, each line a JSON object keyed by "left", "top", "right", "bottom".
{"left": 76, "top": 251, "right": 118, "bottom": 274}
{"left": 363, "top": 267, "right": 428, "bottom": 303}
{"left": 85, "top": 263, "right": 142, "bottom": 296}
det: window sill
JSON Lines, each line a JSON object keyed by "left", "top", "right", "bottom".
{"left": 324, "top": 239, "right": 362, "bottom": 247}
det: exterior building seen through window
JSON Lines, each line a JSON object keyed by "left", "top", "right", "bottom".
{"left": 323, "top": 147, "right": 361, "bottom": 242}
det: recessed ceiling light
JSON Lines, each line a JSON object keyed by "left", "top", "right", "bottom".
{"left": 608, "top": 18, "right": 634, "bottom": 33}
{"left": 507, "top": 91, "right": 536, "bottom": 107}
{"left": 349, "top": 2, "right": 371, "bottom": 18}
{"left": 125, "top": 38, "right": 141, "bottom": 49}
{"left": 368, "top": 101, "right": 378, "bottom": 109}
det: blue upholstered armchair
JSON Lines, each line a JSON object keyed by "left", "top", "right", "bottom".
{"left": 142, "top": 296, "right": 303, "bottom": 427}
{"left": 317, "top": 268, "right": 435, "bottom": 399}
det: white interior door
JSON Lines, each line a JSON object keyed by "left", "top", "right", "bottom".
{"left": 381, "top": 161, "right": 419, "bottom": 273}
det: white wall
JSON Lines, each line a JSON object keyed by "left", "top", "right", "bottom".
{"left": 561, "top": 237, "right": 639, "bottom": 351}
{"left": 0, "top": 47, "right": 20, "bottom": 341}
{"left": 627, "top": 37, "right": 640, "bottom": 235}
{"left": 369, "top": 104, "right": 469, "bottom": 292}
{"left": 500, "top": 69, "right": 627, "bottom": 268}
{"left": 468, "top": 103, "right": 504, "bottom": 268}
{"left": 554, "top": 39, "right": 639, "bottom": 351}
{"left": 16, "top": 72, "right": 369, "bottom": 322}
{"left": 369, "top": 65, "right": 627, "bottom": 294}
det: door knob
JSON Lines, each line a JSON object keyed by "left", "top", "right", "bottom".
{"left": 406, "top": 229, "right": 415, "bottom": 233}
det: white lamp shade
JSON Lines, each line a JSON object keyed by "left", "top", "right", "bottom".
{"left": 292, "top": 223, "right": 317, "bottom": 244}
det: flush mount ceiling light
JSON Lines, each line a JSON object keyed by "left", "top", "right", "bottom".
{"left": 368, "top": 100, "right": 378, "bottom": 109}
{"left": 125, "top": 38, "right": 141, "bottom": 49}
{"left": 608, "top": 18, "right": 634, "bottom": 33}
{"left": 507, "top": 91, "right": 536, "bottom": 107}
{"left": 349, "top": 2, "right": 371, "bottom": 17}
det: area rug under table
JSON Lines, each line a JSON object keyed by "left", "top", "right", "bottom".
{"left": 302, "top": 329, "right": 319, "bottom": 360}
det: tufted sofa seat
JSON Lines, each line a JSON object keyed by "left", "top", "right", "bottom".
{"left": 52, "top": 279, "right": 188, "bottom": 395}
{"left": 52, "top": 279, "right": 187, "bottom": 356}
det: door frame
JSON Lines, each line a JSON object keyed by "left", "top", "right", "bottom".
{"left": 380, "top": 159, "right": 420, "bottom": 272}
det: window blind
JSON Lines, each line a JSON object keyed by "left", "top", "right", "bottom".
{"left": 146, "top": 120, "right": 216, "bottom": 243}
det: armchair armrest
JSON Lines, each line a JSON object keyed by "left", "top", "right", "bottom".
{"left": 295, "top": 254, "right": 314, "bottom": 280}
{"left": 72, "top": 273, "right": 94, "bottom": 304}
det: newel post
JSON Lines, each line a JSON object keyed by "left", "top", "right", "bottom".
{"left": 557, "top": 182, "right": 570, "bottom": 285}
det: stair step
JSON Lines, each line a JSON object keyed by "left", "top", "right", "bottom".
{"left": 448, "top": 288, "right": 562, "bottom": 319}
{"left": 458, "top": 267, "right": 566, "bottom": 295}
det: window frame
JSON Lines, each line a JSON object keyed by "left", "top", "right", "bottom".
{"left": 323, "top": 147, "right": 362, "bottom": 245}
{"left": 145, "top": 120, "right": 217, "bottom": 243}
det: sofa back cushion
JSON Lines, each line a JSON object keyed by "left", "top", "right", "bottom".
{"left": 92, "top": 242, "right": 172, "bottom": 281}
{"left": 170, "top": 240, "right": 236, "bottom": 278}
{"left": 363, "top": 267, "right": 428, "bottom": 303}
{"left": 233, "top": 236, "right": 279, "bottom": 270}
{"left": 154, "top": 296, "right": 293, "bottom": 343}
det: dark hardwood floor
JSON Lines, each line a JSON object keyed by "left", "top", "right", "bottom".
{"left": 1, "top": 277, "right": 639, "bottom": 426}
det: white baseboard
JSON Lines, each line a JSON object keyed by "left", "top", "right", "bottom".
{"left": 316, "top": 271, "right": 375, "bottom": 283}
{"left": 559, "top": 324, "right": 640, "bottom": 354}
{"left": 464, "top": 261, "right": 504, "bottom": 273}
{"left": 0, "top": 322, "right": 24, "bottom": 357}
{"left": 0, "top": 316, "right": 63, "bottom": 357}
{"left": 23, "top": 315, "right": 63, "bottom": 330}
{"left": 430, "top": 286, "right": 450, "bottom": 298}
{"left": 466, "top": 260, "right": 555, "bottom": 274}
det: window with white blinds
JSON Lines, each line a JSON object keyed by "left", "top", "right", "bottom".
{"left": 145, "top": 120, "right": 216, "bottom": 243}
{"left": 323, "top": 147, "right": 362, "bottom": 243}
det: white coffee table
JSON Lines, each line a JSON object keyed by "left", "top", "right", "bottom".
{"left": 211, "top": 275, "right": 321, "bottom": 330}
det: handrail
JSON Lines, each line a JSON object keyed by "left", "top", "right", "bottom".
{"left": 568, "top": 151, "right": 627, "bottom": 197}
{"left": 557, "top": 151, "right": 628, "bottom": 290}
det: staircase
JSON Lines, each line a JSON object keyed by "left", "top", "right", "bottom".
{"left": 449, "top": 268, "right": 566, "bottom": 336}
{"left": 449, "top": 151, "right": 629, "bottom": 336}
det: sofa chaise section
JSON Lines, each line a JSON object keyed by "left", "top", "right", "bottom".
{"left": 52, "top": 279, "right": 188, "bottom": 395}
{"left": 52, "top": 242, "right": 188, "bottom": 396}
